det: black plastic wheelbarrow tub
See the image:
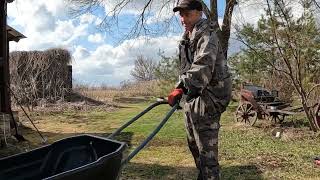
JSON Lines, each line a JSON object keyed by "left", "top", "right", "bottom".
{"left": 0, "top": 135, "right": 126, "bottom": 180}
{"left": 0, "top": 101, "right": 178, "bottom": 180}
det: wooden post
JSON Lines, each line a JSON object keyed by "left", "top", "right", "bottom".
{"left": 0, "top": 1, "right": 10, "bottom": 114}
{"left": 67, "top": 65, "right": 72, "bottom": 90}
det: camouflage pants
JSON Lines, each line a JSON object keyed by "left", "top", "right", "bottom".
{"left": 184, "top": 96, "right": 221, "bottom": 180}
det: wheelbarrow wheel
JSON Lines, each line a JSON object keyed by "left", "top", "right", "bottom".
{"left": 235, "top": 102, "right": 258, "bottom": 126}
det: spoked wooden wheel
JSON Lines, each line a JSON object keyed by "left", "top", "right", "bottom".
{"left": 235, "top": 102, "right": 258, "bottom": 126}
{"left": 268, "top": 113, "right": 285, "bottom": 125}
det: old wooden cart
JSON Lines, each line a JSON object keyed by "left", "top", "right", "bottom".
{"left": 234, "top": 85, "right": 306, "bottom": 126}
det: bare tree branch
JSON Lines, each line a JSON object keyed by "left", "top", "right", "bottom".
{"left": 307, "top": 84, "right": 320, "bottom": 99}
{"left": 67, "top": 0, "right": 237, "bottom": 55}
{"left": 312, "top": 0, "right": 320, "bottom": 9}
{"left": 274, "top": 0, "right": 303, "bottom": 87}
{"left": 210, "top": 0, "right": 218, "bottom": 22}
{"left": 234, "top": 36, "right": 291, "bottom": 77}
{"left": 199, "top": 0, "right": 211, "bottom": 19}
{"left": 266, "top": 0, "right": 300, "bottom": 93}
{"left": 221, "top": 0, "right": 238, "bottom": 57}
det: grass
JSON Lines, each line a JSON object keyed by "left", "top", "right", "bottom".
{"left": 2, "top": 99, "right": 320, "bottom": 179}
{"left": 74, "top": 81, "right": 160, "bottom": 103}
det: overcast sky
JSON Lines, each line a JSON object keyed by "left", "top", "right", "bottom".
{"left": 6, "top": 0, "right": 312, "bottom": 86}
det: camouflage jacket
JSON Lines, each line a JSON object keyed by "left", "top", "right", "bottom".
{"left": 177, "top": 18, "right": 232, "bottom": 113}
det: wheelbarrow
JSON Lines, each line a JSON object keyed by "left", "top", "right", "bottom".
{"left": 0, "top": 100, "right": 179, "bottom": 180}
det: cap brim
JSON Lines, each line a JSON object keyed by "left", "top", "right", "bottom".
{"left": 173, "top": 5, "right": 188, "bottom": 12}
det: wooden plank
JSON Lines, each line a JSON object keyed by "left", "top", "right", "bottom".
{"left": 267, "top": 109, "right": 297, "bottom": 115}
{"left": 0, "top": 113, "right": 11, "bottom": 139}
{"left": 258, "top": 102, "right": 283, "bottom": 106}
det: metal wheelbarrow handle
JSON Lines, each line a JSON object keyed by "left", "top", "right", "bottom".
{"left": 107, "top": 99, "right": 179, "bottom": 165}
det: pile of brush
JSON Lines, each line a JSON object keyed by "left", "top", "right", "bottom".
{"left": 9, "top": 48, "right": 72, "bottom": 108}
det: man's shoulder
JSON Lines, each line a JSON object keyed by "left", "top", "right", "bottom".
{"left": 196, "top": 19, "right": 218, "bottom": 32}
{"left": 194, "top": 19, "right": 219, "bottom": 40}
{"left": 197, "top": 26, "right": 219, "bottom": 45}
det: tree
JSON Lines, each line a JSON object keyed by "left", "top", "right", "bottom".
{"left": 153, "top": 54, "right": 179, "bottom": 96}
{"left": 228, "top": 52, "right": 269, "bottom": 84}
{"left": 67, "top": 0, "right": 238, "bottom": 58}
{"left": 234, "top": 0, "right": 320, "bottom": 131}
{"left": 130, "top": 55, "right": 157, "bottom": 81}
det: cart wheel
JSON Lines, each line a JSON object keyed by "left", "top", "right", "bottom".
{"left": 269, "top": 113, "right": 285, "bottom": 125}
{"left": 235, "top": 102, "right": 258, "bottom": 126}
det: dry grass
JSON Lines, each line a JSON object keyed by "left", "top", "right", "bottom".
{"left": 74, "top": 81, "right": 160, "bottom": 103}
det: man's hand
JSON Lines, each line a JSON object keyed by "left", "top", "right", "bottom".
{"left": 168, "top": 88, "right": 184, "bottom": 106}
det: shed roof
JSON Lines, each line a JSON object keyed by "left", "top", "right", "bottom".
{"left": 7, "top": 25, "right": 26, "bottom": 42}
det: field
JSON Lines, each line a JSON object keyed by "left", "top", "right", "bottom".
{"left": 1, "top": 92, "right": 320, "bottom": 179}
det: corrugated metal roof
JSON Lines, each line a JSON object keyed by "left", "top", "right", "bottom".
{"left": 7, "top": 25, "right": 26, "bottom": 42}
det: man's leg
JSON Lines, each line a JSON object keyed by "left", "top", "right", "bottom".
{"left": 192, "top": 113, "right": 221, "bottom": 180}
{"left": 184, "top": 111, "right": 201, "bottom": 169}
{"left": 184, "top": 95, "right": 222, "bottom": 180}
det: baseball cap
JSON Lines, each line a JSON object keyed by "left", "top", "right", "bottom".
{"left": 173, "top": 0, "right": 203, "bottom": 12}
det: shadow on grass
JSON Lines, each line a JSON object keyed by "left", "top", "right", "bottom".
{"left": 221, "top": 164, "right": 263, "bottom": 180}
{"left": 121, "top": 162, "right": 197, "bottom": 180}
{"left": 121, "top": 163, "right": 263, "bottom": 180}
{"left": 67, "top": 92, "right": 106, "bottom": 105}
{"left": 280, "top": 118, "right": 310, "bottom": 128}
{"left": 66, "top": 91, "right": 136, "bottom": 109}
{"left": 252, "top": 116, "right": 311, "bottom": 130}
{"left": 68, "top": 92, "right": 133, "bottom": 109}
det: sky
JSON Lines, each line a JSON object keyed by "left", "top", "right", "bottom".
{"left": 6, "top": 0, "right": 309, "bottom": 86}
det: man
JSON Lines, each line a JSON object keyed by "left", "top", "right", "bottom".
{"left": 168, "top": 0, "right": 232, "bottom": 179}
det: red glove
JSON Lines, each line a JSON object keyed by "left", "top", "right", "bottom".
{"left": 168, "top": 88, "right": 184, "bottom": 106}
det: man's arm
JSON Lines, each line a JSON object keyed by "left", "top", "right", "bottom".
{"left": 180, "top": 32, "right": 219, "bottom": 97}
